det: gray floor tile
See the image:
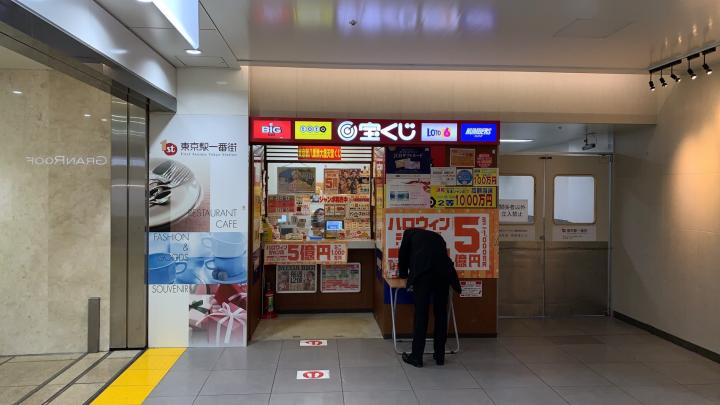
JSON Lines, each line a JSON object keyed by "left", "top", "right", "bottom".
{"left": 0, "top": 357, "right": 11, "bottom": 366}
{"left": 214, "top": 347, "right": 281, "bottom": 370}
{"left": 200, "top": 369, "right": 275, "bottom": 395}
{"left": 459, "top": 346, "right": 521, "bottom": 366}
{"left": 557, "top": 344, "right": 639, "bottom": 363}
{"left": 508, "top": 345, "right": 577, "bottom": 363}
{"left": 142, "top": 396, "right": 196, "bottom": 405}
{"left": 107, "top": 349, "right": 142, "bottom": 359}
{"left": 626, "top": 343, "right": 707, "bottom": 363}
{"left": 415, "top": 389, "right": 494, "bottom": 404}
{"left": 340, "top": 348, "right": 400, "bottom": 368}
{"left": 485, "top": 385, "right": 569, "bottom": 405}
{"left": 344, "top": 390, "right": 419, "bottom": 405}
{"left": 149, "top": 369, "right": 210, "bottom": 397}
{"left": 403, "top": 364, "right": 479, "bottom": 390}
{"left": 547, "top": 335, "right": 603, "bottom": 345}
{"left": 278, "top": 349, "right": 339, "bottom": 369}
{"left": 21, "top": 383, "right": 64, "bottom": 404}
{"left": 282, "top": 339, "right": 339, "bottom": 351}
{"left": 595, "top": 334, "right": 667, "bottom": 346}
{"left": 0, "top": 360, "right": 71, "bottom": 386}
{"left": 467, "top": 363, "right": 545, "bottom": 388}
{"left": 247, "top": 340, "right": 284, "bottom": 353}
{"left": 341, "top": 366, "right": 411, "bottom": 392}
{"left": 587, "top": 362, "right": 677, "bottom": 387}
{"left": 272, "top": 367, "right": 341, "bottom": 393}
{"left": 170, "top": 348, "right": 224, "bottom": 371}
{"left": 270, "top": 392, "right": 344, "bottom": 405}
{"left": 498, "top": 336, "right": 555, "bottom": 349}
{"left": 684, "top": 384, "right": 720, "bottom": 403}
{"left": 0, "top": 385, "right": 35, "bottom": 404}
{"left": 51, "top": 382, "right": 104, "bottom": 405}
{"left": 623, "top": 384, "right": 716, "bottom": 405}
{"left": 526, "top": 362, "right": 612, "bottom": 387}
{"left": 644, "top": 361, "right": 720, "bottom": 384}
{"left": 75, "top": 358, "right": 133, "bottom": 384}
{"left": 193, "top": 394, "right": 271, "bottom": 405}
{"left": 555, "top": 386, "right": 642, "bottom": 405}
{"left": 8, "top": 353, "right": 82, "bottom": 362}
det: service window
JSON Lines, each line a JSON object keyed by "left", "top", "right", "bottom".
{"left": 498, "top": 175, "right": 535, "bottom": 223}
{"left": 553, "top": 175, "right": 595, "bottom": 224}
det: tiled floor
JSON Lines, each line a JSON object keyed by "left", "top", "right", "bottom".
{"left": 140, "top": 317, "right": 720, "bottom": 404}
{"left": 252, "top": 313, "right": 383, "bottom": 341}
{"left": 0, "top": 350, "right": 139, "bottom": 405}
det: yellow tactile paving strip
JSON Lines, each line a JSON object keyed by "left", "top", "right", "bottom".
{"left": 91, "top": 348, "right": 185, "bottom": 405}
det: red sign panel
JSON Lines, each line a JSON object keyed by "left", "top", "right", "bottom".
{"left": 298, "top": 146, "right": 342, "bottom": 161}
{"left": 264, "top": 242, "right": 348, "bottom": 265}
{"left": 251, "top": 119, "right": 292, "bottom": 141}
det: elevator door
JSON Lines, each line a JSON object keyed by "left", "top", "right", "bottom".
{"left": 499, "top": 155, "right": 610, "bottom": 317}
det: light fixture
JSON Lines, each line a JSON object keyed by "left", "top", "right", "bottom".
{"left": 670, "top": 66, "right": 681, "bottom": 82}
{"left": 687, "top": 57, "right": 697, "bottom": 79}
{"left": 101, "top": 118, "right": 108, "bottom": 122}
{"left": 185, "top": 49, "right": 202, "bottom": 55}
{"left": 12, "top": 90, "right": 22, "bottom": 95}
{"left": 702, "top": 52, "right": 713, "bottom": 75}
{"left": 648, "top": 72, "right": 655, "bottom": 92}
{"left": 659, "top": 71, "right": 667, "bottom": 87}
{"left": 83, "top": 113, "right": 92, "bottom": 118}
{"left": 500, "top": 139, "right": 534, "bottom": 143}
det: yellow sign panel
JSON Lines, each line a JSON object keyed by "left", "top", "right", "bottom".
{"left": 295, "top": 121, "right": 332, "bottom": 140}
{"left": 431, "top": 186, "right": 497, "bottom": 208}
{"left": 473, "top": 168, "right": 498, "bottom": 186}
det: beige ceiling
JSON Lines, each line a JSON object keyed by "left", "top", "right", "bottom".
{"left": 95, "top": 0, "right": 720, "bottom": 72}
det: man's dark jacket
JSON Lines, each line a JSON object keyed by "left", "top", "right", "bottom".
{"left": 398, "top": 228, "right": 461, "bottom": 293}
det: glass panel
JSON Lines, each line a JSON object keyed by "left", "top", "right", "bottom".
{"left": 553, "top": 176, "right": 595, "bottom": 224}
{"left": 499, "top": 175, "right": 535, "bottom": 223}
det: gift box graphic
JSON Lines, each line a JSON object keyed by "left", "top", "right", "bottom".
{"left": 214, "top": 283, "right": 247, "bottom": 308}
{"left": 194, "top": 302, "right": 247, "bottom": 346}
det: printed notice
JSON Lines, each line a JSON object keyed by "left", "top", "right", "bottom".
{"left": 460, "top": 280, "right": 483, "bottom": 297}
{"left": 552, "top": 225, "right": 597, "bottom": 241}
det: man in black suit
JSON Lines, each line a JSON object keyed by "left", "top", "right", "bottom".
{"left": 398, "top": 228, "right": 461, "bottom": 367}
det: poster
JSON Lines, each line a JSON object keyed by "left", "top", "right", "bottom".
{"left": 473, "top": 168, "right": 498, "bottom": 186}
{"left": 386, "top": 147, "right": 431, "bottom": 174}
{"left": 499, "top": 199, "right": 529, "bottom": 223}
{"left": 148, "top": 116, "right": 249, "bottom": 347}
{"left": 386, "top": 184, "right": 430, "bottom": 208}
{"left": 324, "top": 169, "right": 340, "bottom": 194}
{"left": 431, "top": 167, "right": 456, "bottom": 186}
{"left": 460, "top": 280, "right": 483, "bottom": 297}
{"left": 268, "top": 195, "right": 295, "bottom": 215}
{"left": 321, "top": 263, "right": 361, "bottom": 293}
{"left": 449, "top": 148, "right": 475, "bottom": 167}
{"left": 278, "top": 167, "right": 316, "bottom": 194}
{"left": 338, "top": 169, "right": 370, "bottom": 194}
{"left": 431, "top": 186, "right": 497, "bottom": 208}
{"left": 276, "top": 265, "right": 317, "bottom": 293}
{"left": 264, "top": 242, "right": 348, "bottom": 264}
{"left": 384, "top": 209, "right": 499, "bottom": 279}
{"left": 476, "top": 147, "right": 497, "bottom": 168}
{"left": 456, "top": 168, "right": 474, "bottom": 186}
{"left": 552, "top": 225, "right": 597, "bottom": 241}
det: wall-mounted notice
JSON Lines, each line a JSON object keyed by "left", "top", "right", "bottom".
{"left": 268, "top": 195, "right": 296, "bottom": 215}
{"left": 276, "top": 264, "right": 317, "bottom": 293}
{"left": 386, "top": 147, "right": 431, "bottom": 174}
{"left": 386, "top": 184, "right": 430, "bottom": 208}
{"left": 431, "top": 167, "right": 456, "bottom": 186}
{"left": 499, "top": 225, "right": 536, "bottom": 241}
{"left": 278, "top": 167, "right": 316, "bottom": 194}
{"left": 460, "top": 280, "right": 483, "bottom": 297}
{"left": 265, "top": 242, "right": 348, "bottom": 264}
{"left": 473, "top": 168, "right": 498, "bottom": 186}
{"left": 552, "top": 225, "right": 597, "bottom": 241}
{"left": 324, "top": 169, "right": 340, "bottom": 194}
{"left": 456, "top": 168, "right": 474, "bottom": 186}
{"left": 430, "top": 186, "right": 497, "bottom": 208}
{"left": 449, "top": 148, "right": 475, "bottom": 167}
{"left": 384, "top": 209, "right": 499, "bottom": 279}
{"left": 499, "top": 199, "right": 529, "bottom": 223}
{"left": 321, "top": 263, "right": 361, "bottom": 293}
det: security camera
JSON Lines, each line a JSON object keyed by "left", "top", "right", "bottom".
{"left": 582, "top": 143, "right": 596, "bottom": 151}
{"left": 349, "top": 19, "right": 357, "bottom": 26}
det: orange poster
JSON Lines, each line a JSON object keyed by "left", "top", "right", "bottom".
{"left": 383, "top": 208, "right": 499, "bottom": 279}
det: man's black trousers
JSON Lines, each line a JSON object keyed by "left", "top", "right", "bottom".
{"left": 410, "top": 273, "right": 450, "bottom": 359}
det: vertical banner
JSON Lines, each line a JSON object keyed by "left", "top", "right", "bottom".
{"left": 148, "top": 117, "right": 249, "bottom": 347}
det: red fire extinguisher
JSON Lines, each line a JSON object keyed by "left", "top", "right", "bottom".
{"left": 262, "top": 281, "right": 277, "bottom": 319}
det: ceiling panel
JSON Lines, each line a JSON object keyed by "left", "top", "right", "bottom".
{"left": 131, "top": 28, "right": 237, "bottom": 67}
{"left": 94, "top": 0, "right": 215, "bottom": 29}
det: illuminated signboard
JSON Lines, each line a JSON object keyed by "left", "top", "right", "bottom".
{"left": 295, "top": 121, "right": 332, "bottom": 140}
{"left": 250, "top": 118, "right": 499, "bottom": 145}
{"left": 252, "top": 119, "right": 292, "bottom": 141}
{"left": 298, "top": 146, "right": 342, "bottom": 161}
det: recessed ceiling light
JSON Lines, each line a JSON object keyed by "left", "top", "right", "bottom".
{"left": 12, "top": 90, "right": 22, "bottom": 95}
{"left": 500, "top": 139, "right": 534, "bottom": 143}
{"left": 110, "top": 48, "right": 128, "bottom": 55}
{"left": 83, "top": 113, "right": 92, "bottom": 118}
{"left": 101, "top": 118, "right": 108, "bottom": 122}
{"left": 137, "top": 0, "right": 153, "bottom": 3}
{"left": 185, "top": 49, "right": 202, "bottom": 55}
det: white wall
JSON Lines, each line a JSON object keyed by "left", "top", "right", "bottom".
{"left": 613, "top": 71, "right": 720, "bottom": 353}
{"left": 15, "top": 0, "right": 176, "bottom": 97}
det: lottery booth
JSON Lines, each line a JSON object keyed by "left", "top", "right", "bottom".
{"left": 247, "top": 117, "right": 500, "bottom": 341}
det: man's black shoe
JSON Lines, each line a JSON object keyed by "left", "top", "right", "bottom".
{"left": 402, "top": 352, "right": 423, "bottom": 368}
{"left": 433, "top": 353, "right": 445, "bottom": 365}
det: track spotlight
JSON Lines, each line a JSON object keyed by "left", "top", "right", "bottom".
{"left": 702, "top": 54, "right": 712, "bottom": 75}
{"left": 648, "top": 72, "right": 655, "bottom": 92}
{"left": 670, "top": 66, "right": 681, "bottom": 82}
{"left": 659, "top": 72, "right": 667, "bottom": 87}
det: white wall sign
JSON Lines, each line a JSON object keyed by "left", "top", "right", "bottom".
{"left": 552, "top": 225, "right": 596, "bottom": 241}
{"left": 499, "top": 225, "right": 536, "bottom": 241}
{"left": 297, "top": 370, "right": 331, "bottom": 380}
{"left": 499, "top": 199, "right": 529, "bottom": 223}
{"left": 300, "top": 339, "right": 328, "bottom": 347}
